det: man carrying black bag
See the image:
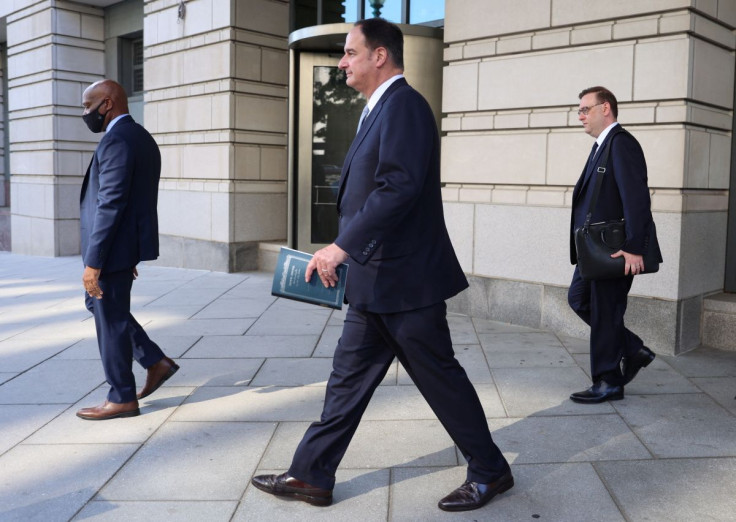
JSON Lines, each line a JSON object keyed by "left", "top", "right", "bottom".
{"left": 568, "top": 86, "right": 662, "bottom": 404}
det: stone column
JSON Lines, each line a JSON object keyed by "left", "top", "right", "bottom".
{"left": 8, "top": 0, "right": 104, "bottom": 256}
{"left": 442, "top": 0, "right": 736, "bottom": 354}
{"left": 144, "top": 0, "right": 289, "bottom": 272}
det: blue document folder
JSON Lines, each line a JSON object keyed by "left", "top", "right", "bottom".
{"left": 271, "top": 247, "right": 348, "bottom": 309}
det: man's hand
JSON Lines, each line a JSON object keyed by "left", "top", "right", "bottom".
{"left": 611, "top": 250, "right": 644, "bottom": 276}
{"left": 306, "top": 243, "right": 349, "bottom": 288}
{"left": 83, "top": 266, "right": 103, "bottom": 299}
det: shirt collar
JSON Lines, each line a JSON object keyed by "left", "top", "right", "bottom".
{"left": 106, "top": 114, "right": 129, "bottom": 132}
{"left": 595, "top": 121, "right": 620, "bottom": 149}
{"left": 365, "top": 74, "right": 404, "bottom": 114}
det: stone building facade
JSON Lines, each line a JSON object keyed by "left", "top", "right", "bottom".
{"left": 0, "top": 0, "right": 734, "bottom": 355}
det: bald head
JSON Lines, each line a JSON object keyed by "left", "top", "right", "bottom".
{"left": 82, "top": 80, "right": 129, "bottom": 131}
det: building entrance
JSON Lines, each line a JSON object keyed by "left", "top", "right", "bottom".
{"left": 289, "top": 23, "right": 443, "bottom": 253}
{"left": 296, "top": 53, "right": 363, "bottom": 252}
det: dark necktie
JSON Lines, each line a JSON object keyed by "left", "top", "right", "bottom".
{"left": 587, "top": 142, "right": 599, "bottom": 169}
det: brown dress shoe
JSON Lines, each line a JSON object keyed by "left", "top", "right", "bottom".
{"left": 76, "top": 400, "right": 140, "bottom": 420}
{"left": 251, "top": 473, "right": 332, "bottom": 506}
{"left": 438, "top": 470, "right": 514, "bottom": 512}
{"left": 137, "top": 356, "right": 180, "bottom": 399}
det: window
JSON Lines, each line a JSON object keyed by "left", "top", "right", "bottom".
{"left": 292, "top": 0, "right": 444, "bottom": 31}
{"left": 119, "top": 32, "right": 144, "bottom": 97}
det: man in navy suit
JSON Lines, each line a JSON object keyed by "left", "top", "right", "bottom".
{"left": 252, "top": 19, "right": 512, "bottom": 512}
{"left": 76, "top": 80, "right": 179, "bottom": 420}
{"left": 568, "top": 86, "right": 660, "bottom": 404}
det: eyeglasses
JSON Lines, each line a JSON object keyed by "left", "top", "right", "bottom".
{"left": 577, "top": 102, "right": 605, "bottom": 116}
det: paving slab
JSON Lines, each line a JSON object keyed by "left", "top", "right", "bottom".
{"left": 250, "top": 358, "right": 334, "bottom": 386}
{"left": 0, "top": 443, "right": 139, "bottom": 522}
{"left": 98, "top": 421, "right": 275, "bottom": 501}
{"left": 259, "top": 420, "right": 459, "bottom": 470}
{"left": 144, "top": 357, "right": 263, "bottom": 387}
{"left": 73, "top": 500, "right": 239, "bottom": 521}
{"left": 493, "top": 367, "right": 615, "bottom": 417}
{"left": 170, "top": 386, "right": 328, "bottom": 422}
{"left": 0, "top": 336, "right": 81, "bottom": 372}
{"left": 187, "top": 334, "right": 319, "bottom": 358}
{"left": 691, "top": 376, "right": 736, "bottom": 414}
{"left": 571, "top": 354, "right": 700, "bottom": 395}
{"left": 363, "top": 383, "right": 506, "bottom": 420}
{"left": 558, "top": 334, "right": 590, "bottom": 354}
{"left": 613, "top": 393, "right": 736, "bottom": 458}
{"left": 390, "top": 463, "right": 624, "bottom": 521}
{"left": 191, "top": 297, "right": 274, "bottom": 319}
{"left": 447, "top": 314, "right": 479, "bottom": 345}
{"left": 660, "top": 347, "right": 736, "bottom": 377}
{"left": 487, "top": 414, "right": 651, "bottom": 464}
{"left": 147, "top": 317, "right": 257, "bottom": 336}
{"left": 26, "top": 386, "right": 193, "bottom": 444}
{"left": 472, "top": 317, "right": 542, "bottom": 334}
{"left": 236, "top": 468, "right": 389, "bottom": 521}
{"left": 247, "top": 309, "right": 330, "bottom": 336}
{"left": 313, "top": 325, "right": 343, "bottom": 356}
{"left": 0, "top": 404, "right": 69, "bottom": 455}
{"left": 480, "top": 331, "right": 577, "bottom": 368}
{"left": 55, "top": 335, "right": 200, "bottom": 360}
{"left": 0, "top": 359, "right": 103, "bottom": 404}
{"left": 596, "top": 458, "right": 736, "bottom": 522}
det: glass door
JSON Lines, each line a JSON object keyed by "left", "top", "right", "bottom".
{"left": 297, "top": 53, "right": 364, "bottom": 252}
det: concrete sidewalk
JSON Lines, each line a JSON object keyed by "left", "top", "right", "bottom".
{"left": 1, "top": 251, "right": 735, "bottom": 522}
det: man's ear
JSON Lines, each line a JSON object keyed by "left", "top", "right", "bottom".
{"left": 374, "top": 46, "right": 388, "bottom": 67}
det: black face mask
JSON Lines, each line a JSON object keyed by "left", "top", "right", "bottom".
{"left": 82, "top": 101, "right": 107, "bottom": 133}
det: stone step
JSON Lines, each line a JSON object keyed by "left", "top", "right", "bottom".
{"left": 701, "top": 292, "right": 736, "bottom": 351}
{"left": 258, "top": 241, "right": 285, "bottom": 272}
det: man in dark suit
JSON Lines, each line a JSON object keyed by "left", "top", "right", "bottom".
{"left": 568, "top": 86, "right": 659, "bottom": 404}
{"left": 76, "top": 80, "right": 179, "bottom": 421}
{"left": 252, "top": 19, "right": 512, "bottom": 512}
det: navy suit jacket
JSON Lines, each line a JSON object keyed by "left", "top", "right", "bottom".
{"left": 335, "top": 78, "right": 468, "bottom": 313}
{"left": 570, "top": 124, "right": 660, "bottom": 265}
{"left": 80, "top": 116, "right": 160, "bottom": 273}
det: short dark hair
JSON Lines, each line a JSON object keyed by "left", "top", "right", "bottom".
{"left": 579, "top": 86, "right": 618, "bottom": 118}
{"left": 355, "top": 18, "right": 404, "bottom": 69}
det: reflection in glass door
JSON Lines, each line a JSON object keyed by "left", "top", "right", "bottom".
{"left": 297, "top": 54, "right": 364, "bottom": 252}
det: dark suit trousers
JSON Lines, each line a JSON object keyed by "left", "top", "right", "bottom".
{"left": 288, "top": 302, "right": 509, "bottom": 490}
{"left": 567, "top": 266, "right": 645, "bottom": 386}
{"left": 85, "top": 269, "right": 165, "bottom": 403}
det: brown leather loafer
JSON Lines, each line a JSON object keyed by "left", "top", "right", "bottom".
{"left": 76, "top": 400, "right": 140, "bottom": 420}
{"left": 251, "top": 472, "right": 332, "bottom": 506}
{"left": 137, "top": 356, "right": 179, "bottom": 399}
{"left": 438, "top": 470, "right": 514, "bottom": 512}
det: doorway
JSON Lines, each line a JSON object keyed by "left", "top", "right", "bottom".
{"left": 296, "top": 53, "right": 364, "bottom": 252}
{"left": 289, "top": 23, "right": 443, "bottom": 253}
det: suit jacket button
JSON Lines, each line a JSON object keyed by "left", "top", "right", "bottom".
{"left": 362, "top": 250, "right": 369, "bottom": 255}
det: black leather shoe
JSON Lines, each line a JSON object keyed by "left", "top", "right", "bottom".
{"left": 622, "top": 347, "right": 655, "bottom": 384}
{"left": 251, "top": 473, "right": 332, "bottom": 506}
{"left": 438, "top": 470, "right": 514, "bottom": 512}
{"left": 570, "top": 380, "right": 623, "bottom": 404}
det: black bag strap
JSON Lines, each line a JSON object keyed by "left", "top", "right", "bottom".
{"left": 583, "top": 127, "right": 622, "bottom": 229}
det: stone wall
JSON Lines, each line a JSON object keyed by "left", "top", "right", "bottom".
{"left": 143, "top": 0, "right": 289, "bottom": 272}
{"left": 442, "top": 0, "right": 736, "bottom": 354}
{"left": 8, "top": 0, "right": 104, "bottom": 256}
